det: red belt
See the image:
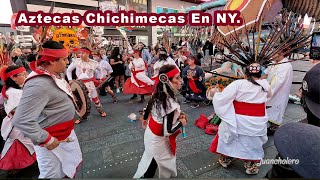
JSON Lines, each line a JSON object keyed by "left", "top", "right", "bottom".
{"left": 81, "top": 78, "right": 101, "bottom": 87}
{"left": 44, "top": 119, "right": 75, "bottom": 141}
{"left": 148, "top": 117, "right": 181, "bottom": 156}
{"left": 233, "top": 101, "right": 265, "bottom": 117}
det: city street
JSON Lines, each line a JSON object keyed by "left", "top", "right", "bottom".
{"left": 0, "top": 57, "right": 312, "bottom": 179}
{"left": 73, "top": 60, "right": 312, "bottom": 178}
{"left": 1, "top": 0, "right": 319, "bottom": 178}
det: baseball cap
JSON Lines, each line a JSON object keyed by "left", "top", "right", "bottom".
{"left": 274, "top": 123, "right": 320, "bottom": 178}
{"left": 302, "top": 63, "right": 320, "bottom": 119}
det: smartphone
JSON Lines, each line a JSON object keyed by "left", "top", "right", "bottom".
{"left": 310, "top": 31, "right": 320, "bottom": 60}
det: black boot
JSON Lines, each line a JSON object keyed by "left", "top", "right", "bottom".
{"left": 139, "top": 95, "right": 145, "bottom": 103}
{"left": 112, "top": 95, "right": 118, "bottom": 103}
{"left": 130, "top": 94, "right": 138, "bottom": 100}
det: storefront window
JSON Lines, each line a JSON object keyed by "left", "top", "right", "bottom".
{"left": 156, "top": 6, "right": 180, "bottom": 34}
{"left": 99, "top": 0, "right": 147, "bottom": 13}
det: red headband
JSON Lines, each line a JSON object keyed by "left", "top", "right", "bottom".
{"left": 70, "top": 48, "right": 91, "bottom": 54}
{"left": 39, "top": 48, "right": 68, "bottom": 58}
{"left": 1, "top": 66, "right": 26, "bottom": 99}
{"left": 165, "top": 68, "right": 180, "bottom": 79}
{"left": 78, "top": 48, "right": 91, "bottom": 54}
{"left": 153, "top": 68, "right": 180, "bottom": 92}
{"left": 1, "top": 67, "right": 26, "bottom": 82}
{"left": 38, "top": 48, "right": 69, "bottom": 62}
{"left": 133, "top": 50, "right": 142, "bottom": 57}
{"left": 71, "top": 47, "right": 80, "bottom": 52}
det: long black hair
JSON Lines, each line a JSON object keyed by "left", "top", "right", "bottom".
{"left": 159, "top": 47, "right": 168, "bottom": 61}
{"left": 144, "top": 65, "right": 177, "bottom": 120}
{"left": 4, "top": 65, "right": 23, "bottom": 90}
{"left": 245, "top": 66, "right": 266, "bottom": 92}
{"left": 110, "top": 47, "right": 120, "bottom": 60}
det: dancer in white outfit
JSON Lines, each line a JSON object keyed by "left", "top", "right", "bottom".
{"left": 123, "top": 50, "right": 154, "bottom": 103}
{"left": 210, "top": 63, "right": 272, "bottom": 175}
{"left": 0, "top": 65, "right": 36, "bottom": 171}
{"left": 264, "top": 54, "right": 293, "bottom": 135}
{"left": 134, "top": 64, "right": 187, "bottom": 178}
{"left": 67, "top": 47, "right": 107, "bottom": 122}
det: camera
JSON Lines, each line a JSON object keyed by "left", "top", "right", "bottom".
{"left": 310, "top": 31, "right": 320, "bottom": 59}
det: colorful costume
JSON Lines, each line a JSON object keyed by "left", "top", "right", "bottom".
{"left": 67, "top": 52, "right": 106, "bottom": 116}
{"left": 210, "top": 79, "right": 272, "bottom": 161}
{"left": 134, "top": 68, "right": 182, "bottom": 178}
{"left": 123, "top": 57, "right": 154, "bottom": 95}
{"left": 12, "top": 48, "right": 82, "bottom": 178}
{"left": 208, "top": 12, "right": 310, "bottom": 174}
{"left": 0, "top": 67, "right": 36, "bottom": 170}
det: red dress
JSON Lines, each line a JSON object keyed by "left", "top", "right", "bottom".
{"left": 0, "top": 139, "right": 36, "bottom": 170}
{"left": 123, "top": 59, "right": 154, "bottom": 95}
{"left": 0, "top": 88, "right": 37, "bottom": 170}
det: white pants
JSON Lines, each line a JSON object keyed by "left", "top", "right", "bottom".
{"left": 35, "top": 146, "right": 66, "bottom": 178}
{"left": 134, "top": 127, "right": 177, "bottom": 178}
{"left": 34, "top": 130, "right": 82, "bottom": 178}
{"left": 84, "top": 81, "right": 98, "bottom": 99}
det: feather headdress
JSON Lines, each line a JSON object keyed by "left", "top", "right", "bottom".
{"left": 214, "top": 10, "right": 313, "bottom": 68}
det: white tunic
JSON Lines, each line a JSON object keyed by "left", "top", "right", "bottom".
{"left": 67, "top": 58, "right": 99, "bottom": 80}
{"left": 130, "top": 58, "right": 154, "bottom": 87}
{"left": 95, "top": 60, "right": 113, "bottom": 79}
{"left": 67, "top": 58, "right": 100, "bottom": 98}
{"left": 213, "top": 79, "right": 272, "bottom": 160}
{"left": 134, "top": 98, "right": 181, "bottom": 178}
{"left": 153, "top": 57, "right": 179, "bottom": 77}
{"left": 265, "top": 58, "right": 293, "bottom": 125}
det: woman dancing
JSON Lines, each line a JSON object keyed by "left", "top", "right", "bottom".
{"left": 134, "top": 64, "right": 188, "bottom": 178}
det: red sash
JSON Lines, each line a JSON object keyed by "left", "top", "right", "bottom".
{"left": 132, "top": 70, "right": 149, "bottom": 87}
{"left": 44, "top": 120, "right": 75, "bottom": 141}
{"left": 81, "top": 78, "right": 101, "bottom": 87}
{"left": 233, "top": 101, "right": 266, "bottom": 117}
{"left": 188, "top": 78, "right": 202, "bottom": 93}
{"left": 148, "top": 117, "right": 181, "bottom": 156}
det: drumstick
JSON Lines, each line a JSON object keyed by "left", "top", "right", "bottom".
{"left": 182, "top": 127, "right": 187, "bottom": 138}
{"left": 180, "top": 112, "right": 187, "bottom": 138}
{"left": 59, "top": 137, "right": 75, "bottom": 143}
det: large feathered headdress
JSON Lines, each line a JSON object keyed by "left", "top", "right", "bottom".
{"left": 215, "top": 10, "right": 313, "bottom": 69}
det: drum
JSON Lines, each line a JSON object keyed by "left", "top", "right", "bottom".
{"left": 69, "top": 80, "right": 91, "bottom": 119}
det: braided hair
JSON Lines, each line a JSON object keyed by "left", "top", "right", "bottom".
{"left": 245, "top": 65, "right": 267, "bottom": 92}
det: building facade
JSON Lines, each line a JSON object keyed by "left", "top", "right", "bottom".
{"left": 4, "top": 0, "right": 202, "bottom": 46}
{"left": 9, "top": 0, "right": 152, "bottom": 46}
{"left": 150, "top": 0, "right": 197, "bottom": 46}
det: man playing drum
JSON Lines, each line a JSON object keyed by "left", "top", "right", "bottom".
{"left": 67, "top": 47, "right": 107, "bottom": 123}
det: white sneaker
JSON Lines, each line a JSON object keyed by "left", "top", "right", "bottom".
{"left": 116, "top": 88, "right": 120, "bottom": 93}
